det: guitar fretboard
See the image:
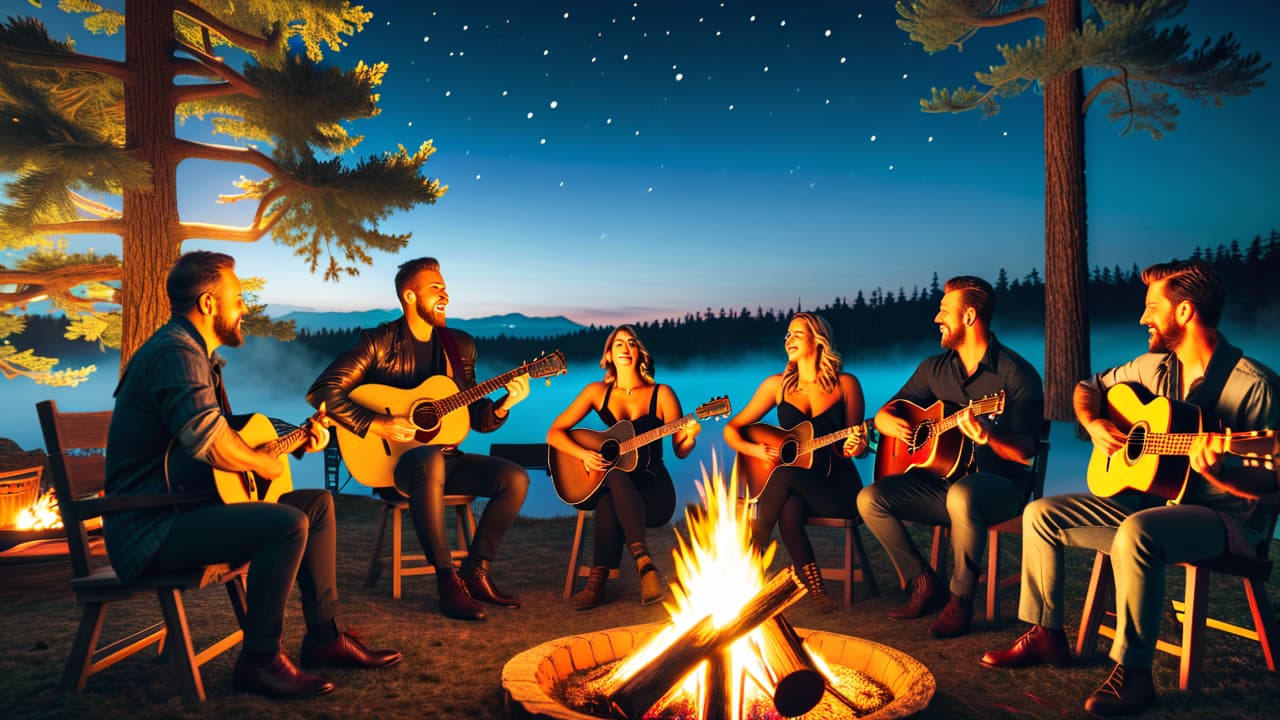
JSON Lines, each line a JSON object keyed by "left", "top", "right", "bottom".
{"left": 924, "top": 396, "right": 1005, "bottom": 437}
{"left": 801, "top": 421, "right": 870, "bottom": 455}
{"left": 619, "top": 413, "right": 697, "bottom": 454}
{"left": 260, "top": 423, "right": 313, "bottom": 458}
{"left": 434, "top": 363, "right": 535, "bottom": 416}
{"left": 1132, "top": 430, "right": 1273, "bottom": 457}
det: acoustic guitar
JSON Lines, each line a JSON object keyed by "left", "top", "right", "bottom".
{"left": 735, "top": 419, "right": 875, "bottom": 501}
{"left": 335, "top": 351, "right": 567, "bottom": 487}
{"left": 548, "top": 396, "right": 732, "bottom": 507}
{"left": 1086, "top": 382, "right": 1277, "bottom": 502}
{"left": 165, "top": 407, "right": 328, "bottom": 504}
{"left": 873, "top": 391, "right": 1006, "bottom": 481}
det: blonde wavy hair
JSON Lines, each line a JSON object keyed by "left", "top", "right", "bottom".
{"left": 781, "top": 312, "right": 842, "bottom": 395}
{"left": 600, "top": 325, "right": 655, "bottom": 385}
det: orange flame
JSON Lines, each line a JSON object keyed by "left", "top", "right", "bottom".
{"left": 14, "top": 489, "right": 62, "bottom": 530}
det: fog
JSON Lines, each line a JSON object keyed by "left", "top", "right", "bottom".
{"left": 4, "top": 322, "right": 1277, "bottom": 521}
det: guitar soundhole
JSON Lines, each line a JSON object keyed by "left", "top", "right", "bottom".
{"left": 909, "top": 424, "right": 932, "bottom": 454}
{"left": 779, "top": 439, "right": 799, "bottom": 466}
{"left": 411, "top": 402, "right": 441, "bottom": 433}
{"left": 1125, "top": 424, "right": 1147, "bottom": 464}
{"left": 599, "top": 439, "right": 621, "bottom": 465}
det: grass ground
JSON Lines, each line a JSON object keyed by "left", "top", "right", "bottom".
{"left": 1, "top": 493, "right": 1278, "bottom": 719}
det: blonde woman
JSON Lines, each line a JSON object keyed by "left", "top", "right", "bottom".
{"left": 547, "top": 326, "right": 699, "bottom": 609}
{"left": 723, "top": 312, "right": 867, "bottom": 612}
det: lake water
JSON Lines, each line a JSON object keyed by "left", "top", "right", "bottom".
{"left": 5, "top": 324, "right": 1277, "bottom": 521}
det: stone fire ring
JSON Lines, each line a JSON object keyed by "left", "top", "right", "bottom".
{"left": 502, "top": 622, "right": 935, "bottom": 719}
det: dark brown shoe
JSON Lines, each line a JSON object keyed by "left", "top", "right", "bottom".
{"left": 461, "top": 558, "right": 521, "bottom": 608}
{"left": 233, "top": 651, "right": 334, "bottom": 699}
{"left": 929, "top": 594, "right": 974, "bottom": 639}
{"left": 439, "top": 571, "right": 486, "bottom": 621}
{"left": 301, "top": 631, "right": 403, "bottom": 669}
{"left": 981, "top": 625, "right": 1071, "bottom": 668}
{"left": 1083, "top": 663, "right": 1155, "bottom": 716}
{"left": 887, "top": 569, "right": 944, "bottom": 620}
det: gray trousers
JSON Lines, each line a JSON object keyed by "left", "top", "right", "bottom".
{"left": 857, "top": 469, "right": 1024, "bottom": 597}
{"left": 1019, "top": 492, "right": 1230, "bottom": 668}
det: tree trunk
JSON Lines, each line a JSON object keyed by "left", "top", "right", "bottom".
{"left": 120, "top": 0, "right": 180, "bottom": 371}
{"left": 1042, "top": 0, "right": 1090, "bottom": 421}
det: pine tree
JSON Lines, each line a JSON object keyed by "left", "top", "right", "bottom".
{"left": 0, "top": 1, "right": 446, "bottom": 384}
{"left": 898, "top": 0, "right": 1268, "bottom": 419}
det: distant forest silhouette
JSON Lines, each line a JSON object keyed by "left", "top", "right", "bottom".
{"left": 18, "top": 232, "right": 1280, "bottom": 367}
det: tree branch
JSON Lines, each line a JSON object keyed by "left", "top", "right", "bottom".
{"left": 172, "top": 138, "right": 283, "bottom": 176}
{"left": 0, "top": 45, "right": 132, "bottom": 81}
{"left": 972, "top": 5, "right": 1045, "bottom": 28}
{"left": 0, "top": 265, "right": 121, "bottom": 309}
{"left": 67, "top": 190, "right": 123, "bottom": 219}
{"left": 173, "top": 0, "right": 272, "bottom": 54}
{"left": 169, "top": 44, "right": 260, "bottom": 97}
{"left": 249, "top": 186, "right": 289, "bottom": 228}
{"left": 171, "top": 80, "right": 245, "bottom": 104}
{"left": 32, "top": 219, "right": 124, "bottom": 236}
{"left": 1083, "top": 74, "right": 1128, "bottom": 116}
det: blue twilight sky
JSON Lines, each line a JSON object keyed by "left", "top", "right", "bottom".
{"left": 19, "top": 1, "right": 1280, "bottom": 326}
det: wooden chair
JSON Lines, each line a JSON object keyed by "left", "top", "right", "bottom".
{"left": 563, "top": 508, "right": 622, "bottom": 599}
{"left": 805, "top": 514, "right": 879, "bottom": 606}
{"left": 1075, "top": 518, "right": 1279, "bottom": 691}
{"left": 37, "top": 400, "right": 248, "bottom": 704}
{"left": 364, "top": 494, "right": 477, "bottom": 599}
{"left": 928, "top": 419, "right": 1052, "bottom": 621}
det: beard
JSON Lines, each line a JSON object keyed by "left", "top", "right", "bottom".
{"left": 1147, "top": 321, "right": 1184, "bottom": 353}
{"left": 415, "top": 297, "right": 446, "bottom": 327}
{"left": 214, "top": 313, "right": 244, "bottom": 348}
{"left": 939, "top": 324, "right": 962, "bottom": 350}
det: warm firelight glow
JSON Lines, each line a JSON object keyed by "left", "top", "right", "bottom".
{"left": 14, "top": 489, "right": 62, "bottom": 531}
{"left": 601, "top": 453, "right": 790, "bottom": 715}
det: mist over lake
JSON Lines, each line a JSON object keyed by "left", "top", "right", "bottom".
{"left": 4, "top": 322, "right": 1277, "bottom": 522}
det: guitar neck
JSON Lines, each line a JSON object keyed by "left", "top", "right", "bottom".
{"left": 259, "top": 424, "right": 311, "bottom": 459}
{"left": 931, "top": 398, "right": 1004, "bottom": 437}
{"left": 1136, "top": 430, "right": 1269, "bottom": 457}
{"left": 436, "top": 365, "right": 528, "bottom": 416}
{"left": 620, "top": 413, "right": 696, "bottom": 454}
{"left": 803, "top": 421, "right": 868, "bottom": 455}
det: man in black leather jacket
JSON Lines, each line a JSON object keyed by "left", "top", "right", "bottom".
{"left": 308, "top": 257, "right": 530, "bottom": 621}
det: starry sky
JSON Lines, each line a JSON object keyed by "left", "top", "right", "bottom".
{"left": 24, "top": 1, "right": 1280, "bottom": 326}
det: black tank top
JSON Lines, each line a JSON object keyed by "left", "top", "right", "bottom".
{"left": 778, "top": 389, "right": 851, "bottom": 475}
{"left": 596, "top": 384, "right": 665, "bottom": 469}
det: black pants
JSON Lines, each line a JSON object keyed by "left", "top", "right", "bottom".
{"left": 751, "top": 456, "right": 861, "bottom": 569}
{"left": 147, "top": 489, "right": 343, "bottom": 654}
{"left": 391, "top": 447, "right": 530, "bottom": 569}
{"left": 591, "top": 466, "right": 676, "bottom": 569}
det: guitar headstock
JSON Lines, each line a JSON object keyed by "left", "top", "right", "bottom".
{"left": 695, "top": 395, "right": 732, "bottom": 421}
{"left": 526, "top": 350, "right": 568, "bottom": 380}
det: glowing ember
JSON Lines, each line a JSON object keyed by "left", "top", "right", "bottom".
{"left": 13, "top": 489, "right": 62, "bottom": 531}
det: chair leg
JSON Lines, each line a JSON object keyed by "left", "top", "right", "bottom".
{"left": 1076, "top": 552, "right": 1114, "bottom": 659}
{"left": 930, "top": 525, "right": 948, "bottom": 578}
{"left": 61, "top": 602, "right": 107, "bottom": 691}
{"left": 225, "top": 575, "right": 249, "bottom": 630}
{"left": 365, "top": 502, "right": 390, "bottom": 588}
{"left": 391, "top": 505, "right": 404, "bottom": 600}
{"left": 155, "top": 587, "right": 204, "bottom": 704}
{"left": 986, "top": 529, "right": 1001, "bottom": 622}
{"left": 564, "top": 510, "right": 588, "bottom": 599}
{"left": 851, "top": 523, "right": 878, "bottom": 600}
{"left": 1244, "top": 576, "right": 1279, "bottom": 671}
{"left": 1180, "top": 564, "right": 1210, "bottom": 690}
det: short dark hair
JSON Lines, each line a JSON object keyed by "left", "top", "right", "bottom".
{"left": 1141, "top": 259, "right": 1224, "bottom": 328}
{"left": 168, "top": 251, "right": 234, "bottom": 314}
{"left": 944, "top": 275, "right": 996, "bottom": 326}
{"left": 394, "top": 257, "right": 441, "bottom": 298}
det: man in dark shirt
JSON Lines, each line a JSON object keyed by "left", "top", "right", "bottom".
{"left": 106, "top": 251, "right": 400, "bottom": 700}
{"left": 859, "top": 275, "right": 1044, "bottom": 639}
{"left": 308, "top": 257, "right": 530, "bottom": 621}
{"left": 981, "top": 260, "right": 1279, "bottom": 716}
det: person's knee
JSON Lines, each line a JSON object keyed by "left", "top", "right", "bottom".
{"left": 1112, "top": 514, "right": 1161, "bottom": 562}
{"left": 502, "top": 466, "right": 530, "bottom": 501}
{"left": 856, "top": 484, "right": 883, "bottom": 516}
{"left": 945, "top": 481, "right": 977, "bottom": 518}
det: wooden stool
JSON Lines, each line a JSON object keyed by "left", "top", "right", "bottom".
{"left": 564, "top": 509, "right": 621, "bottom": 598}
{"left": 806, "top": 515, "right": 879, "bottom": 606}
{"left": 365, "top": 494, "right": 477, "bottom": 599}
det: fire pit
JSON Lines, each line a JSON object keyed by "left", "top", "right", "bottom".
{"left": 503, "top": 458, "right": 935, "bottom": 719}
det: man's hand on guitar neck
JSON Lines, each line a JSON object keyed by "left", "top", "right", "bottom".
{"left": 842, "top": 426, "right": 869, "bottom": 458}
{"left": 369, "top": 415, "right": 418, "bottom": 443}
{"left": 957, "top": 408, "right": 992, "bottom": 445}
{"left": 495, "top": 373, "right": 531, "bottom": 418}
{"left": 301, "top": 411, "right": 331, "bottom": 454}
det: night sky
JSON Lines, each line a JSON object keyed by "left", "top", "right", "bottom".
{"left": 24, "top": 1, "right": 1280, "bottom": 326}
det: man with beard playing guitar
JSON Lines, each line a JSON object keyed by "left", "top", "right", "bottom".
{"left": 981, "top": 260, "right": 1279, "bottom": 716}
{"left": 858, "top": 275, "right": 1043, "bottom": 638}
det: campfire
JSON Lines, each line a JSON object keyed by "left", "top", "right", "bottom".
{"left": 0, "top": 467, "right": 73, "bottom": 557}
{"left": 12, "top": 488, "right": 62, "bottom": 531}
{"left": 502, "top": 456, "right": 935, "bottom": 720}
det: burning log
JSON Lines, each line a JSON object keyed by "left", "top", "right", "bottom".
{"left": 602, "top": 567, "right": 807, "bottom": 720}
{"left": 700, "top": 649, "right": 734, "bottom": 720}
{"left": 749, "top": 616, "right": 825, "bottom": 718}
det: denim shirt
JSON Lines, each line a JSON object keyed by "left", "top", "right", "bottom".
{"left": 104, "top": 316, "right": 225, "bottom": 582}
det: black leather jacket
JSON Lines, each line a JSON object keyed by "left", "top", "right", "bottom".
{"left": 306, "top": 319, "right": 507, "bottom": 439}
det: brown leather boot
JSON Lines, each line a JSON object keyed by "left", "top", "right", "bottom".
{"left": 571, "top": 566, "right": 611, "bottom": 611}
{"left": 1083, "top": 663, "right": 1155, "bottom": 716}
{"left": 460, "top": 556, "right": 521, "bottom": 608}
{"left": 630, "top": 542, "right": 664, "bottom": 606}
{"left": 799, "top": 562, "right": 838, "bottom": 613}
{"left": 887, "top": 569, "right": 944, "bottom": 620}
{"left": 437, "top": 570, "right": 486, "bottom": 621}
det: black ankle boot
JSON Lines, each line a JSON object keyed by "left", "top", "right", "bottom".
{"left": 799, "top": 562, "right": 838, "bottom": 613}
{"left": 460, "top": 557, "right": 521, "bottom": 608}
{"left": 437, "top": 570, "right": 485, "bottom": 621}
{"left": 571, "top": 566, "right": 611, "bottom": 611}
{"left": 629, "top": 542, "right": 664, "bottom": 606}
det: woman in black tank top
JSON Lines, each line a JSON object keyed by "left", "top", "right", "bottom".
{"left": 547, "top": 326, "right": 700, "bottom": 610}
{"left": 723, "top": 312, "right": 869, "bottom": 612}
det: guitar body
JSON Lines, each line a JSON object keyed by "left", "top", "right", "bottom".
{"left": 734, "top": 421, "right": 816, "bottom": 501}
{"left": 165, "top": 413, "right": 294, "bottom": 504}
{"left": 873, "top": 398, "right": 968, "bottom": 481}
{"left": 335, "top": 375, "right": 472, "bottom": 487}
{"left": 548, "top": 423, "right": 642, "bottom": 506}
{"left": 1086, "top": 382, "right": 1201, "bottom": 502}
